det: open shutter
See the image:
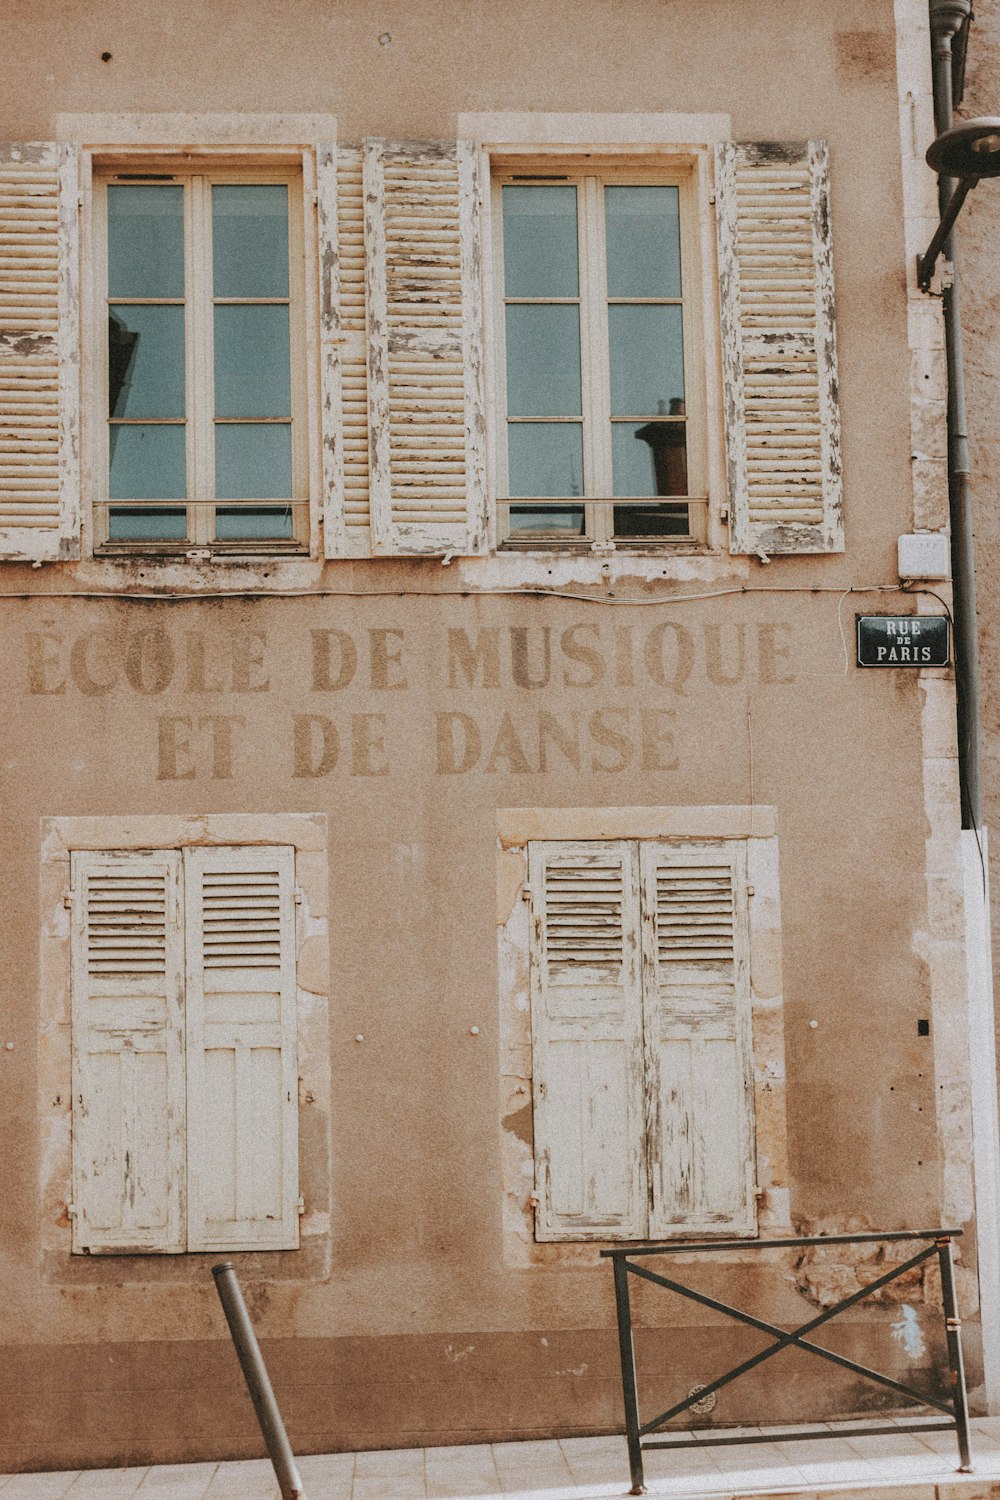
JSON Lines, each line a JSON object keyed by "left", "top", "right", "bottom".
{"left": 184, "top": 846, "right": 298, "bottom": 1252}
{"left": 640, "top": 840, "right": 756, "bottom": 1236}
{"left": 321, "top": 144, "right": 374, "bottom": 557}
{"left": 0, "top": 143, "right": 79, "bottom": 560}
{"left": 529, "top": 842, "right": 645, "bottom": 1240}
{"left": 70, "top": 851, "right": 185, "bottom": 1253}
{"left": 715, "top": 141, "right": 842, "bottom": 555}
{"left": 363, "top": 139, "right": 487, "bottom": 557}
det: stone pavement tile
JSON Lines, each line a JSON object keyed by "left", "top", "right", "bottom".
{"left": 202, "top": 1458, "right": 279, "bottom": 1498}
{"left": 425, "top": 1447, "right": 497, "bottom": 1468}
{"left": 0, "top": 1479, "right": 82, "bottom": 1500}
{"left": 136, "top": 1465, "right": 218, "bottom": 1490}
{"left": 492, "top": 1444, "right": 567, "bottom": 1469}
{"left": 493, "top": 1468, "right": 576, "bottom": 1496}
{"left": 840, "top": 1432, "right": 958, "bottom": 1479}
{"left": 424, "top": 1475, "right": 502, "bottom": 1499}
{"left": 354, "top": 1448, "right": 425, "bottom": 1478}
{"left": 352, "top": 1476, "right": 427, "bottom": 1500}
{"left": 65, "top": 1471, "right": 149, "bottom": 1497}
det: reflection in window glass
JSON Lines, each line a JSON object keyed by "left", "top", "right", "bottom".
{"left": 605, "top": 186, "right": 681, "bottom": 298}
{"left": 214, "top": 305, "right": 291, "bottom": 418}
{"left": 216, "top": 423, "right": 292, "bottom": 499}
{"left": 109, "top": 424, "right": 186, "bottom": 500}
{"left": 507, "top": 422, "right": 584, "bottom": 499}
{"left": 108, "top": 306, "right": 185, "bottom": 419}
{"left": 213, "top": 185, "right": 289, "bottom": 298}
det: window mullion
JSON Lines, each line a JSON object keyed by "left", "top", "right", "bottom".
{"left": 188, "top": 176, "right": 214, "bottom": 545}
{"left": 583, "top": 176, "right": 613, "bottom": 543}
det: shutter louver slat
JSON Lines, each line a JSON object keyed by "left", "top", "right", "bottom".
{"left": 184, "top": 846, "right": 299, "bottom": 1252}
{"left": 364, "top": 139, "right": 487, "bottom": 556}
{"left": 321, "top": 143, "right": 373, "bottom": 557}
{"left": 716, "top": 141, "right": 843, "bottom": 554}
{"left": 71, "top": 851, "right": 185, "bottom": 1253}
{"left": 530, "top": 842, "right": 645, "bottom": 1241}
{"left": 0, "top": 143, "right": 79, "bottom": 555}
{"left": 641, "top": 841, "right": 756, "bottom": 1237}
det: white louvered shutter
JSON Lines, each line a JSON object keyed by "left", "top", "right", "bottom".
{"left": 529, "top": 842, "right": 646, "bottom": 1240}
{"left": 70, "top": 852, "right": 185, "bottom": 1253}
{"left": 640, "top": 841, "right": 756, "bottom": 1236}
{"left": 0, "top": 143, "right": 79, "bottom": 560}
{"left": 715, "top": 142, "right": 843, "bottom": 555}
{"left": 363, "top": 139, "right": 487, "bottom": 556}
{"left": 184, "top": 846, "right": 299, "bottom": 1252}
{"left": 320, "top": 144, "right": 374, "bottom": 557}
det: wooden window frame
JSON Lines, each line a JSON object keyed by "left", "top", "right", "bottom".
{"left": 87, "top": 151, "right": 316, "bottom": 559}
{"left": 491, "top": 158, "right": 708, "bottom": 550}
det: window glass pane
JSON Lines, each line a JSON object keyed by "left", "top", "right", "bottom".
{"left": 509, "top": 504, "right": 585, "bottom": 537}
{"left": 107, "top": 185, "right": 184, "bottom": 298}
{"left": 505, "top": 305, "right": 581, "bottom": 417}
{"left": 612, "top": 420, "right": 688, "bottom": 496}
{"left": 214, "top": 305, "right": 291, "bottom": 418}
{"left": 108, "top": 307, "right": 184, "bottom": 418}
{"left": 507, "top": 421, "right": 584, "bottom": 498}
{"left": 109, "top": 424, "right": 186, "bottom": 499}
{"left": 215, "top": 423, "right": 292, "bottom": 498}
{"left": 108, "top": 507, "right": 188, "bottom": 540}
{"left": 503, "top": 185, "right": 579, "bottom": 297}
{"left": 613, "top": 504, "right": 690, "bottom": 538}
{"left": 215, "top": 506, "right": 294, "bottom": 541}
{"left": 213, "top": 185, "right": 289, "bottom": 298}
{"left": 608, "top": 305, "right": 685, "bottom": 416}
{"left": 605, "top": 186, "right": 681, "bottom": 298}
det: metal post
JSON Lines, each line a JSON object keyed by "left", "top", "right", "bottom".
{"left": 937, "top": 1237, "right": 974, "bottom": 1472}
{"left": 612, "top": 1255, "right": 646, "bottom": 1494}
{"left": 213, "top": 1262, "right": 308, "bottom": 1500}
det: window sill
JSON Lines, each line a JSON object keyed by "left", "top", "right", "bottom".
{"left": 94, "top": 541, "right": 310, "bottom": 561}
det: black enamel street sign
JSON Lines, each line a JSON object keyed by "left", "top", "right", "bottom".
{"left": 856, "top": 614, "right": 950, "bottom": 668}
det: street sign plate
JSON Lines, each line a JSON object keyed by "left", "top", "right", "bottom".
{"left": 856, "top": 615, "right": 950, "bottom": 668}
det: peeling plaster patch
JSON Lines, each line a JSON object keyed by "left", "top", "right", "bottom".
{"left": 556, "top": 1363, "right": 589, "bottom": 1377}
{"left": 445, "top": 1343, "right": 475, "bottom": 1363}
{"left": 892, "top": 1303, "right": 927, "bottom": 1360}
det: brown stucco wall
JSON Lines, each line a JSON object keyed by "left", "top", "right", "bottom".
{"left": 0, "top": 0, "right": 981, "bottom": 1472}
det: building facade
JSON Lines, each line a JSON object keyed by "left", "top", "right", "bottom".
{"left": 0, "top": 0, "right": 996, "bottom": 1473}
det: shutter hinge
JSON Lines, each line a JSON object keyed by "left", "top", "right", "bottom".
{"left": 296, "top": 1195, "right": 305, "bottom": 1215}
{"left": 66, "top": 1202, "right": 77, "bottom": 1217}
{"left": 746, "top": 884, "right": 755, "bottom": 897}
{"left": 753, "top": 1184, "right": 765, "bottom": 1199}
{"left": 63, "top": 891, "right": 75, "bottom": 909}
{"left": 294, "top": 887, "right": 304, "bottom": 905}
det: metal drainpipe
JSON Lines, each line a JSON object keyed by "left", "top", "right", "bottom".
{"left": 929, "top": 0, "right": 982, "bottom": 829}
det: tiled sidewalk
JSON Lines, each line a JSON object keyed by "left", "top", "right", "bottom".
{"left": 2, "top": 1418, "right": 999, "bottom": 1500}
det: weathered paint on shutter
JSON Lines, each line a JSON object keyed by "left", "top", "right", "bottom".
{"left": 640, "top": 840, "right": 756, "bottom": 1236}
{"left": 363, "top": 139, "right": 487, "bottom": 556}
{"left": 0, "top": 143, "right": 79, "bottom": 560}
{"left": 716, "top": 141, "right": 843, "bottom": 555}
{"left": 70, "top": 851, "right": 185, "bottom": 1253}
{"left": 184, "top": 846, "right": 298, "bottom": 1252}
{"left": 321, "top": 144, "right": 373, "bottom": 557}
{"left": 529, "top": 841, "right": 646, "bottom": 1240}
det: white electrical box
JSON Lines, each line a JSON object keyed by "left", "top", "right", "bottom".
{"left": 898, "top": 532, "right": 951, "bottom": 580}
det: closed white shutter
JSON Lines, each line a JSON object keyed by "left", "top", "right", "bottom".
{"left": 0, "top": 143, "right": 80, "bottom": 560}
{"left": 70, "top": 851, "right": 185, "bottom": 1253}
{"left": 529, "top": 842, "right": 646, "bottom": 1240}
{"left": 184, "top": 846, "right": 299, "bottom": 1252}
{"left": 640, "top": 840, "right": 756, "bottom": 1236}
{"left": 320, "top": 144, "right": 374, "bottom": 557}
{"left": 363, "top": 139, "right": 487, "bottom": 557}
{"left": 715, "top": 142, "right": 843, "bottom": 555}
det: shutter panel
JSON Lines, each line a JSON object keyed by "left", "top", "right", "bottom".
{"left": 363, "top": 139, "right": 487, "bottom": 557}
{"left": 321, "top": 144, "right": 374, "bottom": 557}
{"left": 529, "top": 842, "right": 646, "bottom": 1240}
{"left": 640, "top": 841, "right": 756, "bottom": 1236}
{"left": 184, "top": 846, "right": 299, "bottom": 1252}
{"left": 716, "top": 141, "right": 843, "bottom": 555}
{"left": 0, "top": 143, "right": 79, "bottom": 560}
{"left": 70, "top": 852, "right": 185, "bottom": 1253}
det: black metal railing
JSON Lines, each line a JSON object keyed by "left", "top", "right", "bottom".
{"left": 602, "top": 1229, "right": 972, "bottom": 1496}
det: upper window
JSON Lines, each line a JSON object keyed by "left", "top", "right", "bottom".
{"left": 95, "top": 167, "right": 307, "bottom": 553}
{"left": 494, "top": 165, "right": 705, "bottom": 548}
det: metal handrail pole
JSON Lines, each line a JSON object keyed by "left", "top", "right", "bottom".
{"left": 212, "top": 1262, "right": 308, "bottom": 1500}
{"left": 937, "top": 1237, "right": 974, "bottom": 1472}
{"left": 612, "top": 1254, "right": 646, "bottom": 1495}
